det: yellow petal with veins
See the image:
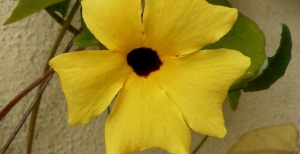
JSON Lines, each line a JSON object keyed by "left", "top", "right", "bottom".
{"left": 152, "top": 49, "right": 250, "bottom": 137}
{"left": 82, "top": 0, "right": 143, "bottom": 54}
{"left": 142, "top": 0, "right": 237, "bottom": 57}
{"left": 105, "top": 73, "right": 191, "bottom": 154}
{"left": 49, "top": 50, "right": 130, "bottom": 125}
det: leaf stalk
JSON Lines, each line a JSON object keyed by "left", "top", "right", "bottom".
{"left": 191, "top": 135, "right": 209, "bottom": 154}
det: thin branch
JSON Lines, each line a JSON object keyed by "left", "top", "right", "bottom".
{"left": 26, "top": 38, "right": 77, "bottom": 154}
{"left": 0, "top": 1, "right": 80, "bottom": 122}
{"left": 45, "top": 9, "right": 80, "bottom": 36}
{"left": 107, "top": 105, "right": 111, "bottom": 115}
{"left": 26, "top": 94, "right": 42, "bottom": 154}
{"left": 191, "top": 135, "right": 209, "bottom": 154}
{"left": 43, "top": 1, "right": 81, "bottom": 72}
{"left": 26, "top": 2, "right": 81, "bottom": 153}
{"left": 0, "top": 69, "right": 54, "bottom": 122}
{"left": 0, "top": 75, "right": 53, "bottom": 154}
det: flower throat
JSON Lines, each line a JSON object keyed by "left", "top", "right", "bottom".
{"left": 127, "top": 47, "right": 163, "bottom": 77}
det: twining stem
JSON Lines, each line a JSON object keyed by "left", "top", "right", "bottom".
{"left": 43, "top": 1, "right": 81, "bottom": 72}
{"left": 0, "top": 0, "right": 80, "bottom": 122}
{"left": 45, "top": 9, "right": 80, "bottom": 36}
{"left": 0, "top": 37, "right": 76, "bottom": 123}
{"left": 0, "top": 69, "right": 54, "bottom": 122}
{"left": 26, "top": 38, "right": 77, "bottom": 154}
{"left": 0, "top": 75, "right": 53, "bottom": 154}
{"left": 26, "top": 94, "right": 42, "bottom": 154}
{"left": 191, "top": 135, "right": 209, "bottom": 154}
{"left": 107, "top": 105, "right": 111, "bottom": 115}
{"left": 26, "top": 2, "right": 81, "bottom": 154}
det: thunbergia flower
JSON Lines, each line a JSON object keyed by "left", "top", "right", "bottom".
{"left": 49, "top": 0, "right": 250, "bottom": 153}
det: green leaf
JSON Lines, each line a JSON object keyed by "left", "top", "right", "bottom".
{"left": 227, "top": 123, "right": 299, "bottom": 154}
{"left": 46, "top": 0, "right": 71, "bottom": 17}
{"left": 74, "top": 16, "right": 97, "bottom": 47}
{"left": 74, "top": 31, "right": 97, "bottom": 47}
{"left": 205, "top": 0, "right": 267, "bottom": 90}
{"left": 228, "top": 90, "right": 241, "bottom": 111}
{"left": 243, "top": 24, "right": 292, "bottom": 92}
{"left": 5, "top": 0, "right": 64, "bottom": 24}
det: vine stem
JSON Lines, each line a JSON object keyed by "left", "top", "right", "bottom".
{"left": 0, "top": 69, "right": 54, "bottom": 122}
{"left": 26, "top": 1, "right": 81, "bottom": 154}
{"left": 26, "top": 39, "right": 78, "bottom": 154}
{"left": 44, "top": 1, "right": 81, "bottom": 72}
{"left": 45, "top": 9, "right": 80, "bottom": 36}
{"left": 191, "top": 135, "right": 209, "bottom": 154}
{"left": 0, "top": 75, "right": 53, "bottom": 154}
{"left": 26, "top": 39, "right": 75, "bottom": 154}
{"left": 107, "top": 106, "right": 111, "bottom": 115}
{"left": 0, "top": 0, "right": 81, "bottom": 123}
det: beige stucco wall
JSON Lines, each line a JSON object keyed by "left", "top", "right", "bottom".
{"left": 0, "top": 0, "right": 299, "bottom": 153}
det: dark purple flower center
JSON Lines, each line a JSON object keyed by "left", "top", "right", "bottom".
{"left": 127, "top": 47, "right": 163, "bottom": 77}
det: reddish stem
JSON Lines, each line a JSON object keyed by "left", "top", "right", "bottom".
{"left": 0, "top": 69, "right": 54, "bottom": 122}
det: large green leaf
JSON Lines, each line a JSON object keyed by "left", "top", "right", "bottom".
{"left": 46, "top": 0, "right": 71, "bottom": 17}
{"left": 205, "top": 0, "right": 266, "bottom": 90}
{"left": 5, "top": 0, "right": 64, "bottom": 24}
{"left": 227, "top": 123, "right": 299, "bottom": 154}
{"left": 243, "top": 24, "right": 292, "bottom": 92}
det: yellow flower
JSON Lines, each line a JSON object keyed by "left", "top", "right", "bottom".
{"left": 49, "top": 0, "right": 250, "bottom": 153}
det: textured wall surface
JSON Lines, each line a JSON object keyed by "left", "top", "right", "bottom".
{"left": 0, "top": 0, "right": 299, "bottom": 154}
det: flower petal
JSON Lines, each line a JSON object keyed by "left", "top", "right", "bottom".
{"left": 49, "top": 50, "right": 130, "bottom": 125}
{"left": 142, "top": 0, "right": 237, "bottom": 56}
{"left": 152, "top": 49, "right": 250, "bottom": 137}
{"left": 105, "top": 74, "right": 191, "bottom": 154}
{"left": 82, "top": 0, "right": 143, "bottom": 54}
